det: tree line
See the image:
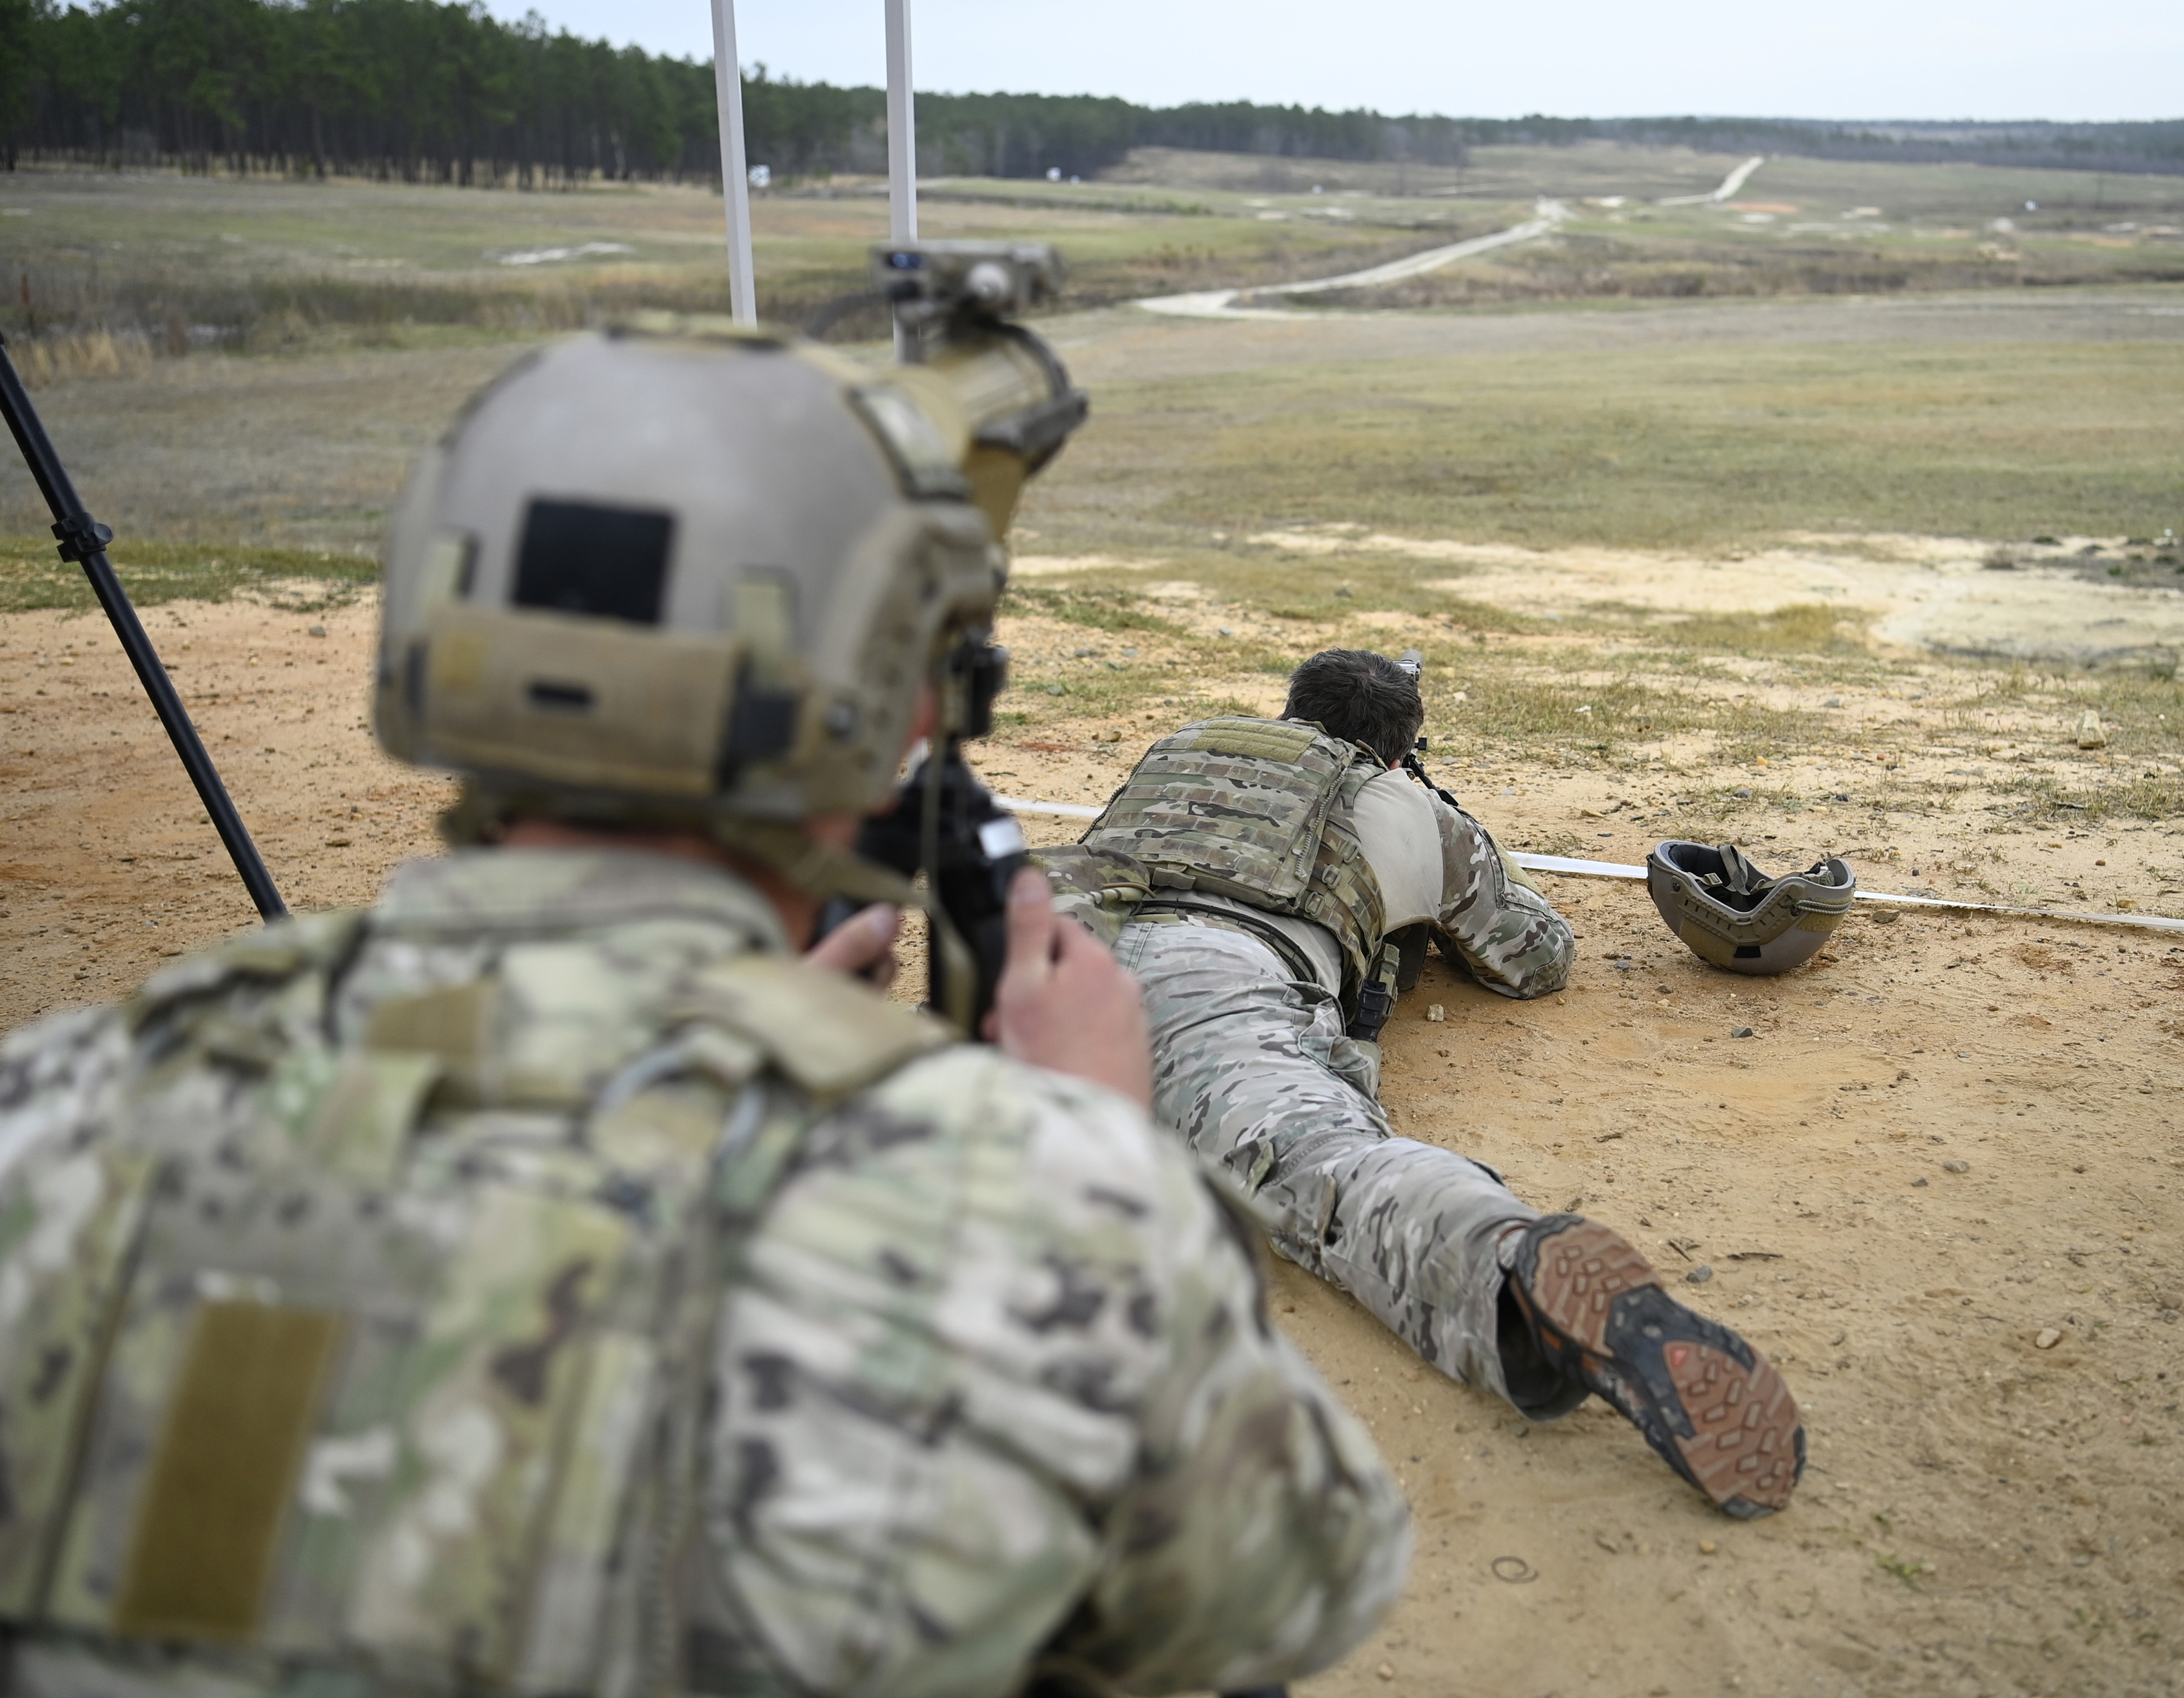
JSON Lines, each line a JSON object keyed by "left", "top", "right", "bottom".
{"left": 1, "top": 0, "right": 2176, "bottom": 185}
{"left": 0, "top": 0, "right": 1475, "bottom": 184}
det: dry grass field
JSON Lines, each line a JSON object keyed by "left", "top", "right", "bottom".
{"left": 0, "top": 161, "right": 1529, "bottom": 371}
{"left": 2, "top": 147, "right": 2181, "bottom": 1698}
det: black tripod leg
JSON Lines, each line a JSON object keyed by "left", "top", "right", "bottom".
{"left": 0, "top": 335, "right": 286, "bottom": 921}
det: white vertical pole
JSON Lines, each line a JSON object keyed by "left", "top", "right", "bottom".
{"left": 885, "top": 0, "right": 917, "bottom": 244}
{"left": 709, "top": 0, "right": 758, "bottom": 325}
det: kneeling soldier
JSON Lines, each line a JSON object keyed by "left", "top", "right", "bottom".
{"left": 0, "top": 329, "right": 1409, "bottom": 1696}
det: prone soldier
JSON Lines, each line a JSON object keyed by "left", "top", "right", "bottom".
{"left": 1052, "top": 648, "right": 1805, "bottom": 1519}
{"left": 0, "top": 308, "right": 1409, "bottom": 1694}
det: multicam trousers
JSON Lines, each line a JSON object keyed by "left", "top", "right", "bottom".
{"left": 1115, "top": 919, "right": 1586, "bottom": 1418}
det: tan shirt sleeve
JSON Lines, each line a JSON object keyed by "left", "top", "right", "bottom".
{"left": 1351, "top": 767, "right": 1453, "bottom": 929}
{"left": 1350, "top": 768, "right": 1575, "bottom": 1000}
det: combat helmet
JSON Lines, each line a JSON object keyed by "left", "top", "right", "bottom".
{"left": 376, "top": 318, "right": 1003, "bottom": 893}
{"left": 1645, "top": 841, "right": 1856, "bottom": 975}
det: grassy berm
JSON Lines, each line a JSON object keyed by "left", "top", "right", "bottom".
{"left": 1, "top": 147, "right": 2181, "bottom": 1698}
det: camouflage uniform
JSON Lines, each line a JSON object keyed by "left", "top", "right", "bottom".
{"left": 1108, "top": 773, "right": 1586, "bottom": 1417}
{"left": 0, "top": 848, "right": 1409, "bottom": 1698}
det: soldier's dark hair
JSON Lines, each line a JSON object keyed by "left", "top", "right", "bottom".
{"left": 1282, "top": 649, "right": 1424, "bottom": 767}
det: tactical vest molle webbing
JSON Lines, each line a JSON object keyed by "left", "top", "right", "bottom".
{"left": 1081, "top": 717, "right": 1392, "bottom": 1022}
{"left": 0, "top": 910, "right": 943, "bottom": 1695}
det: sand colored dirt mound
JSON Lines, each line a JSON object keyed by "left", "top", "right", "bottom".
{"left": 1251, "top": 525, "right": 2184, "bottom": 671}
{"left": 1, "top": 594, "right": 2180, "bottom": 1697}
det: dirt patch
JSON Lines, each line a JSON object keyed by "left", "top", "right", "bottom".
{"left": 3, "top": 594, "right": 2180, "bottom": 1696}
{"left": 0, "top": 595, "right": 452, "bottom": 1025}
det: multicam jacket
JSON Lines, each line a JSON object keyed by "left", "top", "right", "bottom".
{"left": 0, "top": 848, "right": 1409, "bottom": 1698}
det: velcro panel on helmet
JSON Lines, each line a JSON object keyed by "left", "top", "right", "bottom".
{"left": 419, "top": 604, "right": 743, "bottom": 797}
{"left": 1670, "top": 914, "right": 1741, "bottom": 969}
{"left": 512, "top": 500, "right": 675, "bottom": 626}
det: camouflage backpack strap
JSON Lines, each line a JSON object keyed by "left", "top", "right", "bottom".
{"left": 618, "top": 955, "right": 953, "bottom": 1696}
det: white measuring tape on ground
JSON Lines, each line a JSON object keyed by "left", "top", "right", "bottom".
{"left": 1497, "top": 853, "right": 2184, "bottom": 935}
{"left": 994, "top": 799, "right": 2184, "bottom": 938}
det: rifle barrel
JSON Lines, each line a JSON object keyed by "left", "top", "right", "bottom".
{"left": 0, "top": 336, "right": 286, "bottom": 921}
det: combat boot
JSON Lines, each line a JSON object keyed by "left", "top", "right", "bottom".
{"left": 1506, "top": 1215, "right": 1805, "bottom": 1518}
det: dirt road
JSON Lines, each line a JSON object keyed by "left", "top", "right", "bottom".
{"left": 1136, "top": 200, "right": 1569, "bottom": 321}
{"left": 4, "top": 584, "right": 2177, "bottom": 1696}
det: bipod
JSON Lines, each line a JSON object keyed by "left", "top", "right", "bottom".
{"left": 0, "top": 333, "right": 286, "bottom": 921}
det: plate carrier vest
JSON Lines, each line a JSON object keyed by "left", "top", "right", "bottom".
{"left": 1079, "top": 717, "right": 1398, "bottom": 1036}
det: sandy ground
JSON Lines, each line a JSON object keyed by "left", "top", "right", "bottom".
{"left": 0, "top": 595, "right": 451, "bottom": 1016}
{"left": 2, "top": 592, "right": 2180, "bottom": 1698}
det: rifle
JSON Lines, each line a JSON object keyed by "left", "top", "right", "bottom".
{"left": 1394, "top": 648, "right": 1460, "bottom": 809}
{"left": 817, "top": 630, "right": 1027, "bottom": 1036}
{"left": 810, "top": 240, "right": 1091, "bottom": 1039}
{"left": 0, "top": 334, "right": 286, "bottom": 921}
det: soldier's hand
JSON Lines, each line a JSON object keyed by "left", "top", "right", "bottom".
{"left": 803, "top": 902, "right": 902, "bottom": 991}
{"left": 986, "top": 867, "right": 1152, "bottom": 1110}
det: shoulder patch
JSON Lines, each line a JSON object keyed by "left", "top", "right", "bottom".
{"left": 675, "top": 956, "right": 950, "bottom": 1098}
{"left": 366, "top": 981, "right": 499, "bottom": 1064}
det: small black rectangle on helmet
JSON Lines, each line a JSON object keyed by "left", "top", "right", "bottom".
{"left": 514, "top": 499, "right": 674, "bottom": 625}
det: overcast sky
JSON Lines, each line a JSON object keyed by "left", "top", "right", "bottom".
{"left": 485, "top": 0, "right": 2177, "bottom": 123}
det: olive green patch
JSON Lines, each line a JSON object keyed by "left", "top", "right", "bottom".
{"left": 306, "top": 1052, "right": 442, "bottom": 1186}
{"left": 677, "top": 955, "right": 948, "bottom": 1097}
{"left": 116, "top": 1302, "right": 345, "bottom": 1643}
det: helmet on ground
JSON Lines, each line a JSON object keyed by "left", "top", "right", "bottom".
{"left": 376, "top": 317, "right": 1002, "bottom": 854}
{"left": 1645, "top": 841, "right": 1856, "bottom": 975}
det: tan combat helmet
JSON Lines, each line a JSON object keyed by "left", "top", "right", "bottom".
{"left": 376, "top": 319, "right": 1012, "bottom": 884}
{"left": 1646, "top": 840, "right": 1857, "bottom": 974}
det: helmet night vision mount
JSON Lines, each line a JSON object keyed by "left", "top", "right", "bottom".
{"left": 875, "top": 240, "right": 1065, "bottom": 326}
